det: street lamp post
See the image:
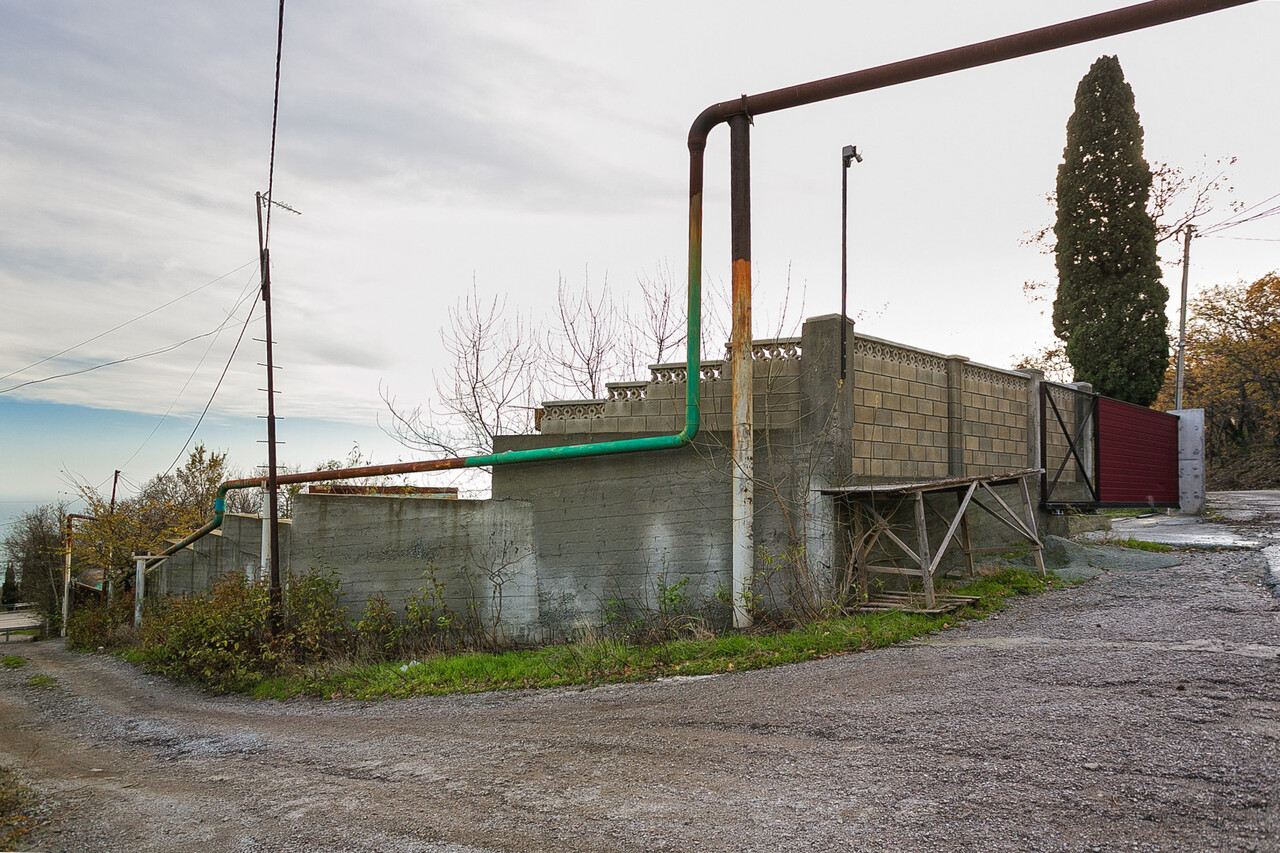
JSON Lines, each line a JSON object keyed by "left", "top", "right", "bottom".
{"left": 841, "top": 144, "right": 862, "bottom": 382}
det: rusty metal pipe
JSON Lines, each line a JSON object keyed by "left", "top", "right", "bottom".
{"left": 728, "top": 114, "right": 755, "bottom": 628}
{"left": 686, "top": 0, "right": 1254, "bottom": 622}
{"left": 148, "top": 0, "right": 1254, "bottom": 593}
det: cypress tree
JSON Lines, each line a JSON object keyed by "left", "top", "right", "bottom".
{"left": 1052, "top": 55, "right": 1168, "bottom": 406}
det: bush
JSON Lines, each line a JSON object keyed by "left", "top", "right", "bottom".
{"left": 137, "top": 568, "right": 349, "bottom": 693}
{"left": 66, "top": 595, "right": 136, "bottom": 651}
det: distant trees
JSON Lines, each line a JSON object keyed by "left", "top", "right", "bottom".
{"left": 1052, "top": 55, "right": 1168, "bottom": 406}
{"left": 1, "top": 503, "right": 67, "bottom": 618}
{"left": 73, "top": 444, "right": 246, "bottom": 590}
{"left": 1157, "top": 273, "right": 1280, "bottom": 482}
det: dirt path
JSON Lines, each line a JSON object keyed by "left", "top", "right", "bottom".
{"left": 3, "top": 507, "right": 1278, "bottom": 852}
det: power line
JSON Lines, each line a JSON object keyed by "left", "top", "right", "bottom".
{"left": 0, "top": 299, "right": 261, "bottom": 396}
{"left": 1199, "top": 191, "right": 1280, "bottom": 236}
{"left": 116, "top": 267, "right": 263, "bottom": 474}
{"left": 163, "top": 290, "right": 263, "bottom": 477}
{"left": 0, "top": 258, "right": 258, "bottom": 384}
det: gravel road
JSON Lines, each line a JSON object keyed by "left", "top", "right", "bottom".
{"left": 2, "top": 501, "right": 1278, "bottom": 853}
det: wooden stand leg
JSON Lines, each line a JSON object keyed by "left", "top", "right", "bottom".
{"left": 914, "top": 492, "right": 935, "bottom": 609}
{"left": 1019, "top": 475, "right": 1047, "bottom": 577}
{"left": 959, "top": 511, "right": 976, "bottom": 577}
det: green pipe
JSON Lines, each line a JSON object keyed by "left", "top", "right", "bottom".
{"left": 148, "top": 152, "right": 708, "bottom": 566}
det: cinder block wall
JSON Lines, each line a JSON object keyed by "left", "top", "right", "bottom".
{"left": 846, "top": 334, "right": 1036, "bottom": 481}
{"left": 159, "top": 316, "right": 1057, "bottom": 638}
{"left": 850, "top": 337, "right": 951, "bottom": 479}
{"left": 961, "top": 362, "right": 1033, "bottom": 474}
{"left": 491, "top": 434, "right": 735, "bottom": 636}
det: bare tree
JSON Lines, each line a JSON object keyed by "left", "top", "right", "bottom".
{"left": 1149, "top": 156, "right": 1242, "bottom": 245}
{"left": 383, "top": 282, "right": 540, "bottom": 457}
{"left": 544, "top": 271, "right": 625, "bottom": 399}
{"left": 633, "top": 262, "right": 688, "bottom": 367}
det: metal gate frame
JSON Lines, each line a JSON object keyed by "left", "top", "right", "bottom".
{"left": 1040, "top": 382, "right": 1179, "bottom": 510}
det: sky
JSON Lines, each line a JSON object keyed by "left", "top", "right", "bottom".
{"left": 1, "top": 0, "right": 1277, "bottom": 530}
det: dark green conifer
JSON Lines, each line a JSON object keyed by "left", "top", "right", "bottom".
{"left": 1052, "top": 55, "right": 1168, "bottom": 406}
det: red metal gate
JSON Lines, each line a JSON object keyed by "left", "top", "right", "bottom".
{"left": 1041, "top": 383, "right": 1180, "bottom": 509}
{"left": 1096, "top": 397, "right": 1179, "bottom": 505}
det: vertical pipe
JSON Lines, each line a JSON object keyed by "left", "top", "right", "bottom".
{"left": 729, "top": 113, "right": 754, "bottom": 629}
{"left": 258, "top": 481, "right": 270, "bottom": 581}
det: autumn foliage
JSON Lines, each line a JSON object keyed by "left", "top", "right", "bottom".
{"left": 1159, "top": 273, "right": 1280, "bottom": 487}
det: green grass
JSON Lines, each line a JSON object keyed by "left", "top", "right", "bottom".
{"left": 1109, "top": 537, "right": 1175, "bottom": 552}
{"left": 1100, "top": 508, "right": 1158, "bottom": 519}
{"left": 1, "top": 656, "right": 27, "bottom": 669}
{"left": 251, "top": 567, "right": 1053, "bottom": 701}
{"left": 24, "top": 673, "right": 55, "bottom": 689}
{"left": 0, "top": 764, "right": 41, "bottom": 849}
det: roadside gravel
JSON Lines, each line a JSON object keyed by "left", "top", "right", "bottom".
{"left": 2, "top": 516, "right": 1277, "bottom": 852}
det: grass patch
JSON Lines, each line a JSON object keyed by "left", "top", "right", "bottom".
{"left": 24, "top": 674, "right": 56, "bottom": 689}
{"left": 1, "top": 656, "right": 27, "bottom": 669}
{"left": 1109, "top": 537, "right": 1175, "bottom": 553}
{"left": 1100, "top": 508, "right": 1158, "bottom": 519}
{"left": 0, "top": 764, "right": 41, "bottom": 849}
{"left": 253, "top": 567, "right": 1051, "bottom": 701}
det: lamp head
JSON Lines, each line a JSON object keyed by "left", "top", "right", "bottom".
{"left": 842, "top": 145, "right": 863, "bottom": 166}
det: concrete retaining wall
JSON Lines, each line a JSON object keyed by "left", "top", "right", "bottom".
{"left": 161, "top": 315, "right": 1073, "bottom": 639}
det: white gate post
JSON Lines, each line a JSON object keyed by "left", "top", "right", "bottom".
{"left": 133, "top": 555, "right": 147, "bottom": 629}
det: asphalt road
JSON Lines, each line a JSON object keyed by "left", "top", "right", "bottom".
{"left": 1, "top": 493, "right": 1277, "bottom": 853}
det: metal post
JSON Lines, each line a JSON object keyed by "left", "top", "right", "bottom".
{"left": 1175, "top": 225, "right": 1195, "bottom": 410}
{"left": 133, "top": 555, "right": 146, "bottom": 629}
{"left": 61, "top": 524, "right": 72, "bottom": 637}
{"left": 840, "top": 145, "right": 861, "bottom": 382}
{"left": 107, "top": 468, "right": 119, "bottom": 603}
{"left": 729, "top": 112, "right": 753, "bottom": 629}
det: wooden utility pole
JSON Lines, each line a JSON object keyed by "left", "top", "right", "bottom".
{"left": 1175, "top": 224, "right": 1195, "bottom": 410}
{"left": 255, "top": 193, "right": 283, "bottom": 629}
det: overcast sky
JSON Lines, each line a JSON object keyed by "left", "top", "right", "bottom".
{"left": 1, "top": 0, "right": 1276, "bottom": 525}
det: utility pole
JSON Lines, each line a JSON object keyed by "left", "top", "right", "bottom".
{"left": 1175, "top": 224, "right": 1195, "bottom": 410}
{"left": 107, "top": 469, "right": 119, "bottom": 601}
{"left": 255, "top": 192, "right": 283, "bottom": 629}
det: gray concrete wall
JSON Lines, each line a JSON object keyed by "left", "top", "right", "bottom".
{"left": 162, "top": 514, "right": 291, "bottom": 596}
{"left": 290, "top": 493, "right": 540, "bottom": 644}
{"left": 154, "top": 316, "right": 1077, "bottom": 640}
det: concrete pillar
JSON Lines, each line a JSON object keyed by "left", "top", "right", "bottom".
{"left": 1170, "top": 408, "right": 1206, "bottom": 515}
{"left": 1020, "top": 370, "right": 1044, "bottom": 471}
{"left": 946, "top": 356, "right": 969, "bottom": 478}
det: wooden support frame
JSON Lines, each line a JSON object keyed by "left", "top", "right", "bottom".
{"left": 827, "top": 469, "right": 1046, "bottom": 607}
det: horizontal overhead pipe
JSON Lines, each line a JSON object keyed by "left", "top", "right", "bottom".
{"left": 150, "top": 0, "right": 1252, "bottom": 569}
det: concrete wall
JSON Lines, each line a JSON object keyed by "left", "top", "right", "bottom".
{"left": 1171, "top": 408, "right": 1206, "bottom": 514}
{"left": 161, "top": 513, "right": 291, "bottom": 596}
{"left": 292, "top": 493, "right": 541, "bottom": 643}
{"left": 160, "top": 315, "right": 1071, "bottom": 639}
